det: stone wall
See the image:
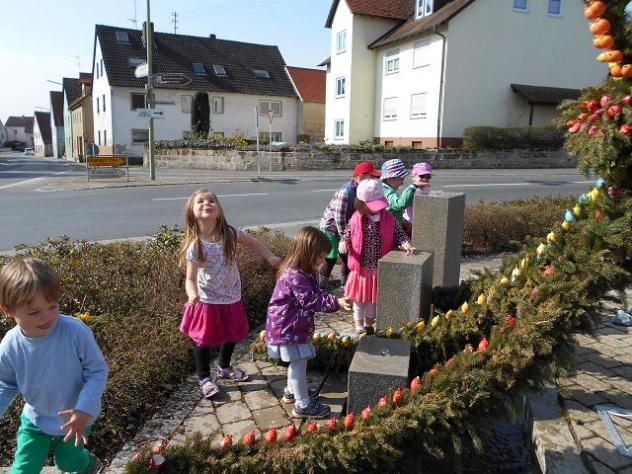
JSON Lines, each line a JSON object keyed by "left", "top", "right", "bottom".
{"left": 146, "top": 147, "right": 577, "bottom": 171}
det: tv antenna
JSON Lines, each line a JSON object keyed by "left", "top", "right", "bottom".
{"left": 129, "top": 0, "right": 138, "bottom": 28}
{"left": 171, "top": 11, "right": 178, "bottom": 34}
{"left": 70, "top": 55, "right": 81, "bottom": 75}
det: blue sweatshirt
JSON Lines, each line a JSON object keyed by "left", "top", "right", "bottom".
{"left": 0, "top": 315, "right": 108, "bottom": 436}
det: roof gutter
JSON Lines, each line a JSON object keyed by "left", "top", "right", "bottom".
{"left": 434, "top": 26, "right": 446, "bottom": 149}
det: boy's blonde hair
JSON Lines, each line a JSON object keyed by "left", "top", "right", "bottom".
{"left": 0, "top": 258, "right": 60, "bottom": 311}
{"left": 178, "top": 189, "right": 238, "bottom": 268}
{"left": 278, "top": 226, "right": 331, "bottom": 277}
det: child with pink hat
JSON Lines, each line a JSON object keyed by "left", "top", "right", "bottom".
{"left": 403, "top": 162, "right": 433, "bottom": 224}
{"left": 338, "top": 179, "right": 415, "bottom": 334}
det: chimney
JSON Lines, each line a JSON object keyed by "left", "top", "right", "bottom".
{"left": 209, "top": 34, "right": 216, "bottom": 39}
{"left": 142, "top": 21, "right": 154, "bottom": 48}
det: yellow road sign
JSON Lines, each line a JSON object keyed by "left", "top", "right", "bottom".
{"left": 87, "top": 156, "right": 126, "bottom": 167}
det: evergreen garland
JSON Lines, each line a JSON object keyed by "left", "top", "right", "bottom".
{"left": 126, "top": 2, "right": 632, "bottom": 472}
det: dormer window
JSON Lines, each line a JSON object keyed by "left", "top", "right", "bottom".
{"left": 128, "top": 58, "right": 145, "bottom": 67}
{"left": 416, "top": 0, "right": 433, "bottom": 19}
{"left": 116, "top": 31, "right": 131, "bottom": 44}
{"left": 213, "top": 64, "right": 227, "bottom": 77}
{"left": 253, "top": 69, "right": 271, "bottom": 79}
{"left": 193, "top": 63, "right": 207, "bottom": 75}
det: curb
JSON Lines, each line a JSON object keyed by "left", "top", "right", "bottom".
{"left": 527, "top": 386, "right": 589, "bottom": 473}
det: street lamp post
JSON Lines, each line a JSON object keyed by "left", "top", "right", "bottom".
{"left": 146, "top": 0, "right": 156, "bottom": 181}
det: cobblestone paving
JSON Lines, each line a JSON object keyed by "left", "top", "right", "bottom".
{"left": 559, "top": 290, "right": 632, "bottom": 474}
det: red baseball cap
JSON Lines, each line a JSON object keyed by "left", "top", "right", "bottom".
{"left": 353, "top": 162, "right": 381, "bottom": 178}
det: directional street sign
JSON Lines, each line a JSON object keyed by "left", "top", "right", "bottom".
{"left": 137, "top": 108, "right": 166, "bottom": 119}
{"left": 134, "top": 63, "right": 148, "bottom": 78}
{"left": 152, "top": 73, "right": 192, "bottom": 87}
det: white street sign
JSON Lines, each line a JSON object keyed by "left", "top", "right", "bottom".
{"left": 134, "top": 63, "right": 148, "bottom": 78}
{"left": 137, "top": 108, "right": 165, "bottom": 119}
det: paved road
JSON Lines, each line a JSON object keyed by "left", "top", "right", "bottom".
{"left": 0, "top": 154, "right": 596, "bottom": 252}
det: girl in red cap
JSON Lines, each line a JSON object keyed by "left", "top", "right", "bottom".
{"left": 339, "top": 179, "right": 414, "bottom": 334}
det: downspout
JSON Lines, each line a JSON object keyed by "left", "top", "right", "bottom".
{"left": 434, "top": 27, "right": 447, "bottom": 149}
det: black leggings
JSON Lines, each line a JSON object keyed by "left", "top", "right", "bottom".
{"left": 320, "top": 253, "right": 349, "bottom": 279}
{"left": 194, "top": 342, "right": 236, "bottom": 380}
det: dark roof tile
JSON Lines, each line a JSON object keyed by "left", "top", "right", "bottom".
{"left": 63, "top": 78, "right": 82, "bottom": 104}
{"left": 34, "top": 112, "right": 52, "bottom": 144}
{"left": 96, "top": 24, "right": 297, "bottom": 98}
{"left": 50, "top": 91, "right": 64, "bottom": 127}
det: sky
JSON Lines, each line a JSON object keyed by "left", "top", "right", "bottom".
{"left": 0, "top": 0, "right": 332, "bottom": 123}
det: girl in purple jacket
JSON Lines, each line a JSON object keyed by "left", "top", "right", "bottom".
{"left": 266, "top": 226, "right": 351, "bottom": 419}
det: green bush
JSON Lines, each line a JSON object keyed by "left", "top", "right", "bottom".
{"left": 154, "top": 135, "right": 247, "bottom": 150}
{"left": 462, "top": 126, "right": 565, "bottom": 150}
{"left": 0, "top": 227, "right": 289, "bottom": 464}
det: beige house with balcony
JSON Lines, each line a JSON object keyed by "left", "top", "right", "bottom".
{"left": 69, "top": 75, "right": 94, "bottom": 159}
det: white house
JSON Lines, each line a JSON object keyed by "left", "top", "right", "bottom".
{"left": 5, "top": 116, "right": 34, "bottom": 147}
{"left": 324, "top": 0, "right": 605, "bottom": 147}
{"left": 91, "top": 24, "right": 300, "bottom": 158}
{"left": 33, "top": 111, "right": 52, "bottom": 157}
{"left": 50, "top": 91, "right": 65, "bottom": 158}
{"left": 0, "top": 119, "right": 6, "bottom": 147}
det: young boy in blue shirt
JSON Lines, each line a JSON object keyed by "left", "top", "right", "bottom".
{"left": 0, "top": 257, "right": 108, "bottom": 474}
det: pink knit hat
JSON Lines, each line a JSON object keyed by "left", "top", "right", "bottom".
{"left": 356, "top": 179, "right": 388, "bottom": 212}
{"left": 412, "top": 162, "right": 432, "bottom": 177}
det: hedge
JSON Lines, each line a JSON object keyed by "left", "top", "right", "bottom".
{"left": 462, "top": 126, "right": 565, "bottom": 150}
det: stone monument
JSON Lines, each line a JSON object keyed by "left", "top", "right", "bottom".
{"left": 347, "top": 337, "right": 411, "bottom": 414}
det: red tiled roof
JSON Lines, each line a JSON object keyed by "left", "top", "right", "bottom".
{"left": 285, "top": 66, "right": 326, "bottom": 103}
{"left": 326, "top": 0, "right": 413, "bottom": 27}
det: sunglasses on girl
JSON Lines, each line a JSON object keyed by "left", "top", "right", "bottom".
{"left": 418, "top": 174, "right": 432, "bottom": 179}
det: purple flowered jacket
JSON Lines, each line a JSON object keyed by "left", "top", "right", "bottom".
{"left": 266, "top": 267, "right": 340, "bottom": 345}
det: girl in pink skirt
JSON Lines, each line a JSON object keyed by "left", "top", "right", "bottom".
{"left": 179, "top": 189, "right": 281, "bottom": 399}
{"left": 339, "top": 179, "right": 414, "bottom": 335}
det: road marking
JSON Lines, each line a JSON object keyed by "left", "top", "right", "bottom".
{"left": 0, "top": 177, "right": 43, "bottom": 190}
{"left": 152, "top": 192, "right": 269, "bottom": 202}
{"left": 244, "top": 219, "right": 319, "bottom": 230}
{"left": 571, "top": 180, "right": 596, "bottom": 184}
{"left": 442, "top": 183, "right": 532, "bottom": 188}
{"left": 312, "top": 189, "right": 339, "bottom": 193}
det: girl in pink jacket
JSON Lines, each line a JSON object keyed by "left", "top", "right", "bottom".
{"left": 339, "top": 179, "right": 414, "bottom": 334}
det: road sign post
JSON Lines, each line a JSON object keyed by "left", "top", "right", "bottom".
{"left": 137, "top": 108, "right": 165, "bottom": 119}
{"left": 255, "top": 106, "right": 260, "bottom": 179}
{"left": 146, "top": 0, "right": 155, "bottom": 181}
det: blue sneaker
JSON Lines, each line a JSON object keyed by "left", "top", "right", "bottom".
{"left": 291, "top": 398, "right": 331, "bottom": 419}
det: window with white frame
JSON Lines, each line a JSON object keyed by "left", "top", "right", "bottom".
{"left": 334, "top": 119, "right": 344, "bottom": 139}
{"left": 253, "top": 69, "right": 271, "bottom": 79}
{"left": 413, "top": 39, "right": 431, "bottom": 68}
{"left": 212, "top": 96, "right": 224, "bottom": 114}
{"left": 131, "top": 129, "right": 149, "bottom": 144}
{"left": 213, "top": 64, "right": 227, "bottom": 76}
{"left": 259, "top": 100, "right": 282, "bottom": 116}
{"left": 513, "top": 0, "right": 528, "bottom": 12}
{"left": 383, "top": 97, "right": 398, "bottom": 121}
{"left": 385, "top": 50, "right": 400, "bottom": 74}
{"left": 336, "top": 30, "right": 347, "bottom": 54}
{"left": 411, "top": 93, "right": 428, "bottom": 119}
{"left": 336, "top": 77, "right": 346, "bottom": 97}
{"left": 192, "top": 63, "right": 207, "bottom": 75}
{"left": 182, "top": 95, "right": 192, "bottom": 113}
{"left": 548, "top": 0, "right": 561, "bottom": 16}
{"left": 416, "top": 0, "right": 433, "bottom": 18}
{"left": 115, "top": 31, "right": 130, "bottom": 44}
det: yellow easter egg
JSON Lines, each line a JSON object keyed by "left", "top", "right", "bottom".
{"left": 445, "top": 309, "right": 456, "bottom": 320}
{"left": 431, "top": 316, "right": 441, "bottom": 328}
{"left": 259, "top": 330, "right": 266, "bottom": 340}
{"left": 573, "top": 205, "right": 582, "bottom": 217}
{"left": 312, "top": 333, "right": 321, "bottom": 341}
{"left": 385, "top": 327, "right": 394, "bottom": 337}
{"left": 520, "top": 257, "right": 528, "bottom": 269}
{"left": 589, "top": 188, "right": 600, "bottom": 202}
{"left": 415, "top": 320, "right": 426, "bottom": 333}
{"left": 546, "top": 231, "right": 556, "bottom": 243}
{"left": 561, "top": 221, "right": 571, "bottom": 231}
{"left": 489, "top": 287, "right": 496, "bottom": 297}
{"left": 500, "top": 276, "right": 510, "bottom": 287}
{"left": 477, "top": 293, "right": 486, "bottom": 305}
{"left": 328, "top": 332, "right": 337, "bottom": 342}
{"left": 341, "top": 336, "right": 349, "bottom": 345}
{"left": 461, "top": 301, "right": 470, "bottom": 314}
{"left": 536, "top": 243, "right": 546, "bottom": 255}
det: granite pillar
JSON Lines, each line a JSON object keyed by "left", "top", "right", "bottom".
{"left": 375, "top": 250, "right": 433, "bottom": 331}
{"left": 411, "top": 191, "right": 465, "bottom": 288}
{"left": 347, "top": 337, "right": 411, "bottom": 414}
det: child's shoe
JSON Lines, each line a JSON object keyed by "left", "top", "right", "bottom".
{"left": 364, "top": 326, "right": 375, "bottom": 336}
{"left": 199, "top": 377, "right": 220, "bottom": 399}
{"left": 291, "top": 398, "right": 331, "bottom": 419}
{"left": 216, "top": 366, "right": 249, "bottom": 382}
{"left": 86, "top": 454, "right": 104, "bottom": 474}
{"left": 281, "top": 386, "right": 319, "bottom": 403}
{"left": 355, "top": 326, "right": 366, "bottom": 335}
